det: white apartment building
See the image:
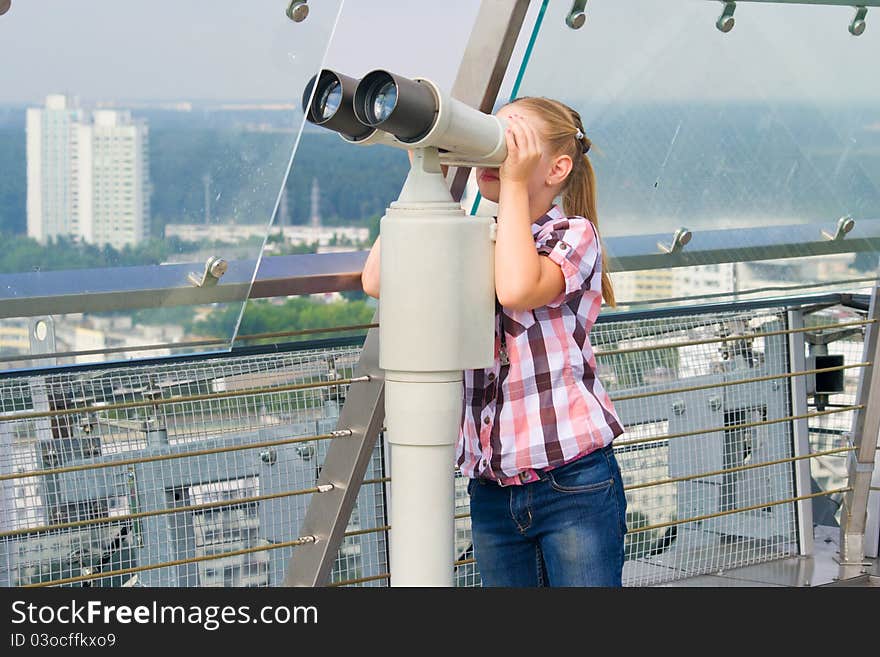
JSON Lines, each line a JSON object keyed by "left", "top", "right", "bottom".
{"left": 26, "top": 95, "right": 85, "bottom": 243}
{"left": 611, "top": 264, "right": 736, "bottom": 306}
{"left": 27, "top": 95, "right": 150, "bottom": 249}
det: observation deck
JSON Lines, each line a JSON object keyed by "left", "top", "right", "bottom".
{"left": 1, "top": 0, "right": 878, "bottom": 588}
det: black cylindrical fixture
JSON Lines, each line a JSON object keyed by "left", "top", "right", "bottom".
{"left": 815, "top": 354, "right": 845, "bottom": 395}
{"left": 302, "top": 70, "right": 374, "bottom": 142}
{"left": 354, "top": 70, "right": 437, "bottom": 142}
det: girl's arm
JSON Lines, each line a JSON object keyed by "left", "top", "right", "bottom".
{"left": 494, "top": 116, "right": 565, "bottom": 311}
{"left": 361, "top": 235, "right": 381, "bottom": 299}
{"left": 359, "top": 154, "right": 450, "bottom": 300}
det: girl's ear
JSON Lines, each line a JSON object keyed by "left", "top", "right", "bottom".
{"left": 546, "top": 153, "right": 573, "bottom": 188}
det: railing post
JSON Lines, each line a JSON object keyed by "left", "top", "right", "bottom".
{"left": 838, "top": 284, "right": 880, "bottom": 578}
{"left": 786, "top": 307, "right": 814, "bottom": 556}
{"left": 283, "top": 314, "right": 386, "bottom": 586}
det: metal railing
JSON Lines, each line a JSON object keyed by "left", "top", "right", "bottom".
{"left": 2, "top": 292, "right": 876, "bottom": 587}
{"left": 0, "top": 343, "right": 389, "bottom": 587}
{"left": 2, "top": 219, "right": 879, "bottom": 322}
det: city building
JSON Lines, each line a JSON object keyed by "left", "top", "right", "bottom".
{"left": 26, "top": 95, "right": 85, "bottom": 244}
{"left": 164, "top": 223, "right": 368, "bottom": 248}
{"left": 611, "top": 264, "right": 736, "bottom": 306}
{"left": 27, "top": 95, "right": 150, "bottom": 249}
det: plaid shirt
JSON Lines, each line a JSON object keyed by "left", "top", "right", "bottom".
{"left": 456, "top": 204, "right": 624, "bottom": 485}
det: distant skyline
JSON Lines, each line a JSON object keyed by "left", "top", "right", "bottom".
{"left": 1, "top": 1, "right": 878, "bottom": 106}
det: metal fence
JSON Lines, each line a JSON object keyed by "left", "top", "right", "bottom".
{"left": 447, "top": 301, "right": 864, "bottom": 587}
{"left": 0, "top": 299, "right": 868, "bottom": 587}
{"left": 601, "top": 306, "right": 823, "bottom": 585}
{"left": 0, "top": 343, "right": 387, "bottom": 587}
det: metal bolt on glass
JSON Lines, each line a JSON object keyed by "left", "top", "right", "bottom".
{"left": 717, "top": 1, "right": 736, "bottom": 33}
{"left": 188, "top": 255, "right": 228, "bottom": 287}
{"left": 658, "top": 227, "right": 692, "bottom": 255}
{"left": 822, "top": 215, "right": 856, "bottom": 241}
{"left": 261, "top": 449, "right": 278, "bottom": 465}
{"left": 850, "top": 6, "right": 868, "bottom": 35}
{"left": 672, "top": 400, "right": 686, "bottom": 415}
{"left": 0, "top": 0, "right": 10, "bottom": 17}
{"left": 566, "top": 0, "right": 588, "bottom": 29}
{"left": 286, "top": 0, "right": 309, "bottom": 22}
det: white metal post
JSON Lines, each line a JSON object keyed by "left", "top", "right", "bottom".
{"left": 786, "top": 308, "right": 814, "bottom": 556}
{"left": 839, "top": 285, "right": 880, "bottom": 578}
{"left": 380, "top": 148, "right": 494, "bottom": 586}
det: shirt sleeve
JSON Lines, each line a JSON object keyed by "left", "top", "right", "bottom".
{"left": 534, "top": 215, "right": 600, "bottom": 308}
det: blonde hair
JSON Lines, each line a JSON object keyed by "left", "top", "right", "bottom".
{"left": 506, "top": 97, "right": 616, "bottom": 307}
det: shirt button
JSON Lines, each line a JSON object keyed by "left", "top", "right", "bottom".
{"left": 488, "top": 372, "right": 496, "bottom": 381}
{"left": 559, "top": 241, "right": 568, "bottom": 250}
{"left": 483, "top": 416, "right": 491, "bottom": 425}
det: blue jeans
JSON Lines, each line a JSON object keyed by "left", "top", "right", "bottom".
{"left": 467, "top": 444, "right": 628, "bottom": 587}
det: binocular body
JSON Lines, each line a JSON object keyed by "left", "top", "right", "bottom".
{"left": 303, "top": 69, "right": 508, "bottom": 167}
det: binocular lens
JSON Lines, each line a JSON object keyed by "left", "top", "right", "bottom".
{"left": 354, "top": 70, "right": 436, "bottom": 142}
{"left": 371, "top": 81, "right": 398, "bottom": 124}
{"left": 303, "top": 70, "right": 375, "bottom": 141}
{"left": 318, "top": 80, "right": 342, "bottom": 121}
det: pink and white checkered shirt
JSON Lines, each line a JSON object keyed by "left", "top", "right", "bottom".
{"left": 456, "top": 204, "right": 624, "bottom": 485}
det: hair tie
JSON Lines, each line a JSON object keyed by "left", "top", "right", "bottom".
{"left": 575, "top": 129, "right": 590, "bottom": 154}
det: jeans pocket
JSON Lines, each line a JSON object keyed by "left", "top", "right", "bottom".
{"left": 610, "top": 453, "right": 629, "bottom": 537}
{"left": 546, "top": 450, "right": 614, "bottom": 494}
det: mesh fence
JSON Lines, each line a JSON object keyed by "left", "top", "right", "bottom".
{"left": 803, "top": 305, "right": 868, "bottom": 528}
{"left": 446, "top": 302, "right": 866, "bottom": 588}
{"left": 597, "top": 306, "right": 800, "bottom": 585}
{"left": 1, "top": 301, "right": 867, "bottom": 588}
{"left": 0, "top": 344, "right": 388, "bottom": 587}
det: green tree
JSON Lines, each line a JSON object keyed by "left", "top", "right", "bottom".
{"left": 0, "top": 234, "right": 205, "bottom": 274}
{"left": 193, "top": 296, "right": 375, "bottom": 341}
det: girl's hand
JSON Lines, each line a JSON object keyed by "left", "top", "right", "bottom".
{"left": 499, "top": 114, "right": 542, "bottom": 185}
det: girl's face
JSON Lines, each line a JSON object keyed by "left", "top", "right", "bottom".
{"left": 474, "top": 104, "right": 557, "bottom": 204}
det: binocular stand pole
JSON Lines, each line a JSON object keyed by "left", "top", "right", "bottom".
{"left": 380, "top": 148, "right": 494, "bottom": 586}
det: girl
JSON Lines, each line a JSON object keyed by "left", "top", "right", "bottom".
{"left": 362, "top": 97, "right": 627, "bottom": 587}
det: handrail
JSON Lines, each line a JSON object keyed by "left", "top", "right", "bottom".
{"left": 0, "top": 323, "right": 378, "bottom": 365}
{"left": 1, "top": 219, "right": 878, "bottom": 318}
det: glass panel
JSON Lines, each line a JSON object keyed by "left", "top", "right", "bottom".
{"left": 495, "top": 0, "right": 880, "bottom": 311}
{"left": 228, "top": 1, "right": 485, "bottom": 347}
{"left": 0, "top": 0, "right": 342, "bottom": 370}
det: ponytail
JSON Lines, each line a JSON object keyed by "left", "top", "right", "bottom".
{"left": 562, "top": 153, "right": 616, "bottom": 307}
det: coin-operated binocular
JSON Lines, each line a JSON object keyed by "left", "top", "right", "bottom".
{"left": 303, "top": 69, "right": 500, "bottom": 586}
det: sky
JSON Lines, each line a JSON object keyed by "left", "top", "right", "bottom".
{"left": 0, "top": 0, "right": 487, "bottom": 104}
{"left": 0, "top": 0, "right": 878, "bottom": 105}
